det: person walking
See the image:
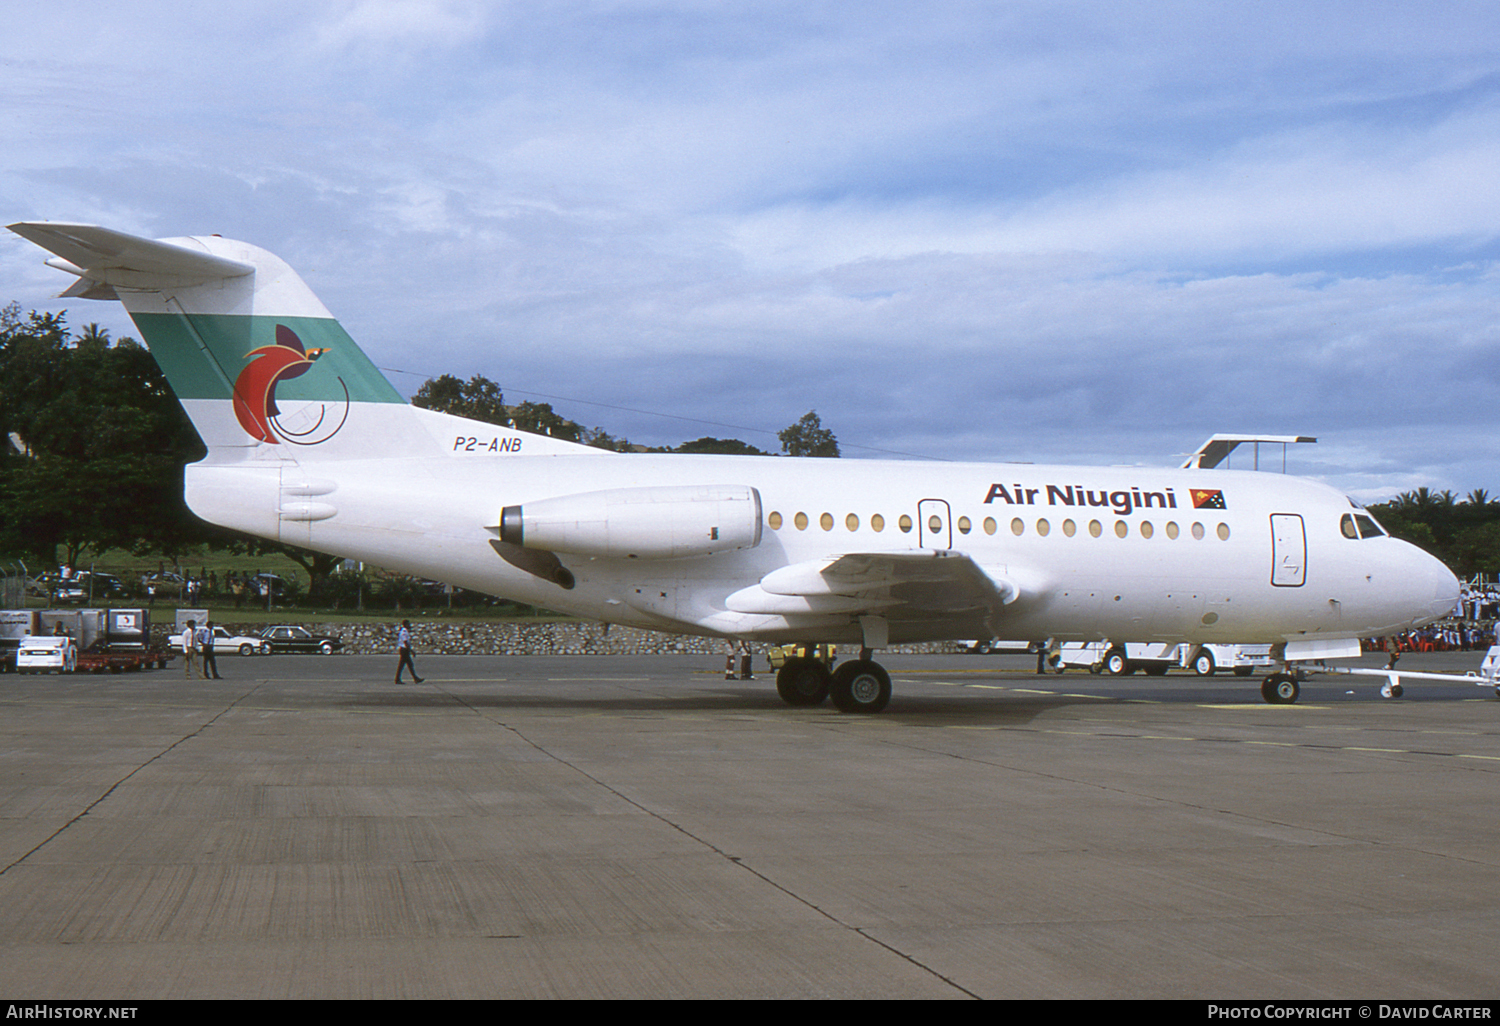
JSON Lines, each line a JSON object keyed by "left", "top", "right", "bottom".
{"left": 395, "top": 619, "right": 423, "bottom": 684}
{"left": 198, "top": 620, "right": 222, "bottom": 680}
{"left": 181, "top": 619, "right": 199, "bottom": 679}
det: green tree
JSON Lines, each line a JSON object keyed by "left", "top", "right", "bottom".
{"left": 0, "top": 306, "right": 210, "bottom": 566}
{"left": 777, "top": 410, "right": 840, "bottom": 458}
{"left": 673, "top": 436, "right": 770, "bottom": 455}
{"left": 411, "top": 373, "right": 510, "bottom": 425}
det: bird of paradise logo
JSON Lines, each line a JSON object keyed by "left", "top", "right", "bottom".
{"left": 231, "top": 324, "right": 350, "bottom": 445}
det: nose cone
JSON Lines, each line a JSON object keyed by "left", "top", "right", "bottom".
{"left": 1424, "top": 551, "right": 1462, "bottom": 624}
{"left": 1394, "top": 539, "right": 1460, "bottom": 627}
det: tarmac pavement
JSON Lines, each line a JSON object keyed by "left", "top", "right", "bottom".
{"left": 1, "top": 650, "right": 1498, "bottom": 999}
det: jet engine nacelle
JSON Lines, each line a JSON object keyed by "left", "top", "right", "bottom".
{"left": 499, "top": 484, "right": 763, "bottom": 559}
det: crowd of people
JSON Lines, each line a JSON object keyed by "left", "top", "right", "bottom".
{"left": 1366, "top": 581, "right": 1500, "bottom": 654}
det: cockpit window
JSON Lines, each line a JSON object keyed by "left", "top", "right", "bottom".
{"left": 1340, "top": 512, "right": 1388, "bottom": 539}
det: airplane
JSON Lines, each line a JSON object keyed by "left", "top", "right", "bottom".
{"left": 8, "top": 221, "right": 1462, "bottom": 711}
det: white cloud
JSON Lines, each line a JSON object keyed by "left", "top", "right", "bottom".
{"left": 6, "top": 2, "right": 1500, "bottom": 497}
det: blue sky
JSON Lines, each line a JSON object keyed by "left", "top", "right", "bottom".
{"left": 5, "top": 1, "right": 1500, "bottom": 499}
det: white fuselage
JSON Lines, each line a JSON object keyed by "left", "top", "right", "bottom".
{"left": 186, "top": 414, "right": 1459, "bottom": 647}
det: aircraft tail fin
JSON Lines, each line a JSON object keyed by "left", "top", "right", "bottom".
{"left": 8, "top": 221, "right": 580, "bottom": 463}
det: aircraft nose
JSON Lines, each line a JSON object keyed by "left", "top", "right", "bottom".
{"left": 1429, "top": 556, "right": 1461, "bottom": 621}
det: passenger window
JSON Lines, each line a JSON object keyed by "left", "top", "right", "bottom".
{"left": 820, "top": 512, "right": 834, "bottom": 531}
{"left": 1011, "top": 518, "right": 1025, "bottom": 536}
{"left": 1114, "top": 521, "right": 1128, "bottom": 538}
{"left": 1062, "top": 519, "right": 1076, "bottom": 537}
{"left": 1140, "top": 521, "right": 1153, "bottom": 539}
{"left": 768, "top": 511, "right": 783, "bottom": 530}
{"left": 957, "top": 516, "right": 971, "bottom": 534}
{"left": 983, "top": 517, "right": 997, "bottom": 535}
{"left": 928, "top": 515, "right": 943, "bottom": 533}
{"left": 794, "top": 512, "right": 809, "bottom": 530}
{"left": 898, "top": 515, "right": 913, "bottom": 533}
{"left": 845, "top": 513, "right": 859, "bottom": 531}
{"left": 1036, "top": 519, "right": 1050, "bottom": 536}
{"left": 1165, "top": 522, "right": 1179, "bottom": 539}
{"left": 871, "top": 514, "right": 885, "bottom": 532}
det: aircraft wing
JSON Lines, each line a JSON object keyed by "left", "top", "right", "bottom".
{"left": 726, "top": 550, "right": 1026, "bottom": 639}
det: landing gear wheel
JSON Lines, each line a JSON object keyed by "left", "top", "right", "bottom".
{"left": 1103, "top": 647, "right": 1133, "bottom": 676}
{"left": 776, "top": 658, "right": 831, "bottom": 707}
{"left": 1380, "top": 682, "right": 1404, "bottom": 699}
{"left": 830, "top": 660, "right": 892, "bottom": 714}
{"left": 1262, "top": 673, "right": 1300, "bottom": 704}
{"left": 1193, "top": 651, "right": 1216, "bottom": 676}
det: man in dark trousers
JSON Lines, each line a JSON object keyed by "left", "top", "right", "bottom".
{"left": 198, "top": 619, "right": 222, "bottom": 680}
{"left": 395, "top": 619, "right": 423, "bottom": 684}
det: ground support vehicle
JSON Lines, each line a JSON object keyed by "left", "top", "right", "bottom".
{"left": 1, "top": 608, "right": 173, "bottom": 674}
{"left": 15, "top": 636, "right": 77, "bottom": 674}
{"left": 1056, "top": 641, "right": 1180, "bottom": 675}
{"left": 1055, "top": 641, "right": 1275, "bottom": 677}
{"left": 961, "top": 639, "right": 1042, "bottom": 655}
{"left": 1180, "top": 643, "right": 1275, "bottom": 677}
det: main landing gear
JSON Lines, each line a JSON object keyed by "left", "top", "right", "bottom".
{"left": 1261, "top": 672, "right": 1301, "bottom": 704}
{"left": 775, "top": 648, "right": 893, "bottom": 713}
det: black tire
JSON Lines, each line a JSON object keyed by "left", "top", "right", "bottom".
{"left": 830, "top": 660, "right": 892, "bottom": 714}
{"left": 776, "top": 658, "right": 830, "bottom": 707}
{"left": 1103, "top": 647, "right": 1132, "bottom": 676}
{"left": 239, "top": 644, "right": 253, "bottom": 656}
{"left": 319, "top": 641, "right": 334, "bottom": 655}
{"left": 1262, "top": 674, "right": 1299, "bottom": 704}
{"left": 1193, "top": 651, "right": 1215, "bottom": 676}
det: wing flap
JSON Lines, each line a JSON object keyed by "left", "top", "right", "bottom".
{"left": 747, "top": 550, "right": 1027, "bottom": 623}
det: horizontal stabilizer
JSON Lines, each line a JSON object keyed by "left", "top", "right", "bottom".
{"left": 8, "top": 221, "right": 254, "bottom": 292}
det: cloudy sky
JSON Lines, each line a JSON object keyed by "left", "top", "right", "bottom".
{"left": 4, "top": 1, "right": 1500, "bottom": 499}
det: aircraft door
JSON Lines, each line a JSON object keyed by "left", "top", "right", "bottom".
{"left": 918, "top": 499, "right": 952, "bottom": 550}
{"left": 1270, "top": 513, "right": 1306, "bottom": 587}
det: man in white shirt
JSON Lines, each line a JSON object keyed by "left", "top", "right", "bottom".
{"left": 181, "top": 619, "right": 199, "bottom": 679}
{"left": 395, "top": 619, "right": 423, "bottom": 684}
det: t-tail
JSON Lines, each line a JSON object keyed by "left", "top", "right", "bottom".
{"left": 8, "top": 221, "right": 590, "bottom": 546}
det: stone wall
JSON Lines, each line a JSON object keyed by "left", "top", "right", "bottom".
{"left": 154, "top": 619, "right": 964, "bottom": 656}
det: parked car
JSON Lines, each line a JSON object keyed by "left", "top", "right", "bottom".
{"left": 75, "top": 572, "right": 127, "bottom": 599}
{"left": 169, "top": 626, "right": 272, "bottom": 656}
{"left": 141, "top": 572, "right": 186, "bottom": 596}
{"left": 257, "top": 625, "right": 343, "bottom": 655}
{"left": 16, "top": 636, "right": 77, "bottom": 674}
